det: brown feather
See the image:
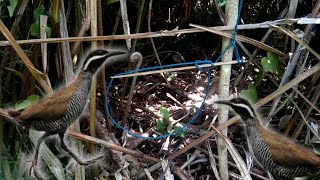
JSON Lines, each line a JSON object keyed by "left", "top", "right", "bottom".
{"left": 0, "top": 108, "right": 19, "bottom": 125}
{"left": 256, "top": 122, "right": 320, "bottom": 168}
{"left": 9, "top": 73, "right": 84, "bottom": 123}
{"left": 7, "top": 109, "right": 22, "bottom": 117}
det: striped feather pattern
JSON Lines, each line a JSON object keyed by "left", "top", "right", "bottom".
{"left": 215, "top": 98, "right": 320, "bottom": 179}
{"left": 29, "top": 72, "right": 92, "bottom": 132}
{"left": 245, "top": 116, "right": 319, "bottom": 179}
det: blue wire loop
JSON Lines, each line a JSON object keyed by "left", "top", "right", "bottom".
{"left": 215, "top": 0, "right": 244, "bottom": 64}
{"left": 105, "top": 61, "right": 213, "bottom": 140}
{"left": 105, "top": 0, "right": 243, "bottom": 140}
{"left": 195, "top": 60, "right": 204, "bottom": 70}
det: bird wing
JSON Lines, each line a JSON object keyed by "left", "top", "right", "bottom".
{"left": 256, "top": 123, "right": 320, "bottom": 168}
{"left": 9, "top": 78, "right": 81, "bottom": 123}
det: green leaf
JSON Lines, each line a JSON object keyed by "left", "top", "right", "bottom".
{"left": 218, "top": 0, "right": 226, "bottom": 7}
{"left": 30, "top": 6, "right": 51, "bottom": 38}
{"left": 27, "top": 94, "right": 40, "bottom": 103}
{"left": 15, "top": 95, "right": 39, "bottom": 110}
{"left": 167, "top": 124, "right": 173, "bottom": 133}
{"left": 254, "top": 69, "right": 266, "bottom": 86}
{"left": 156, "top": 120, "right": 166, "bottom": 131}
{"left": 7, "top": 6, "right": 15, "bottom": 17}
{"left": 261, "top": 52, "right": 283, "bottom": 75}
{"left": 240, "top": 84, "right": 258, "bottom": 104}
{"left": 30, "top": 21, "right": 40, "bottom": 37}
{"left": 159, "top": 107, "right": 170, "bottom": 121}
{"left": 155, "top": 120, "right": 167, "bottom": 135}
{"left": 7, "top": 0, "right": 18, "bottom": 17}
{"left": 173, "top": 127, "right": 185, "bottom": 138}
{"left": 46, "top": 27, "right": 52, "bottom": 38}
{"left": 33, "top": 5, "right": 45, "bottom": 21}
{"left": 15, "top": 99, "right": 31, "bottom": 111}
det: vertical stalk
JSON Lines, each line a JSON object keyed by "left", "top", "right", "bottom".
{"left": 217, "top": 0, "right": 239, "bottom": 179}
{"left": 89, "top": 0, "right": 100, "bottom": 178}
{"left": 60, "top": 0, "right": 83, "bottom": 178}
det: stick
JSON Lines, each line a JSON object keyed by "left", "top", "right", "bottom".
{"left": 111, "top": 60, "right": 245, "bottom": 78}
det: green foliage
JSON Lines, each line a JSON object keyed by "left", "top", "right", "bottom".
{"left": 243, "top": 52, "right": 283, "bottom": 103}
{"left": 33, "top": 5, "right": 45, "bottom": 20}
{"left": 7, "top": 0, "right": 18, "bottom": 17}
{"left": 156, "top": 107, "right": 170, "bottom": 134}
{"left": 255, "top": 52, "right": 283, "bottom": 86}
{"left": 30, "top": 22, "right": 40, "bottom": 37}
{"left": 159, "top": 106, "right": 170, "bottom": 121}
{"left": 240, "top": 84, "right": 258, "bottom": 104}
{"left": 156, "top": 119, "right": 168, "bottom": 135}
{"left": 155, "top": 107, "right": 185, "bottom": 138}
{"left": 254, "top": 68, "right": 265, "bottom": 86}
{"left": 15, "top": 94, "right": 39, "bottom": 110}
{"left": 173, "top": 126, "right": 185, "bottom": 138}
{"left": 217, "top": 0, "right": 226, "bottom": 7}
{"left": 30, "top": 5, "right": 51, "bottom": 38}
{"left": 261, "top": 52, "right": 283, "bottom": 76}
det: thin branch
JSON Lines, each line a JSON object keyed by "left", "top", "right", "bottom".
{"left": 111, "top": 60, "right": 245, "bottom": 78}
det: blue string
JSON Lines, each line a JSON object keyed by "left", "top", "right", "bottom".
{"left": 105, "top": 61, "right": 212, "bottom": 140}
{"left": 104, "top": 0, "right": 243, "bottom": 140}
{"left": 114, "top": 61, "right": 198, "bottom": 77}
{"left": 215, "top": 0, "right": 244, "bottom": 64}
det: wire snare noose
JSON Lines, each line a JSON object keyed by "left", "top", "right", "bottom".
{"left": 105, "top": 0, "right": 244, "bottom": 139}
{"left": 105, "top": 60, "right": 213, "bottom": 140}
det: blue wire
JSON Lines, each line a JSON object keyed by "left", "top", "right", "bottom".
{"left": 216, "top": 0, "right": 244, "bottom": 64}
{"left": 104, "top": 0, "right": 243, "bottom": 140}
{"left": 232, "top": 0, "right": 244, "bottom": 64}
{"left": 117, "top": 62, "right": 194, "bottom": 76}
{"left": 105, "top": 61, "right": 212, "bottom": 140}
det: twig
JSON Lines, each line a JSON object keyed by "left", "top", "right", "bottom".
{"left": 189, "top": 23, "right": 285, "bottom": 57}
{"left": 111, "top": 60, "right": 244, "bottom": 78}
{"left": 66, "top": 130, "right": 159, "bottom": 162}
{"left": 71, "top": 0, "right": 91, "bottom": 57}
{"left": 0, "top": 17, "right": 316, "bottom": 47}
